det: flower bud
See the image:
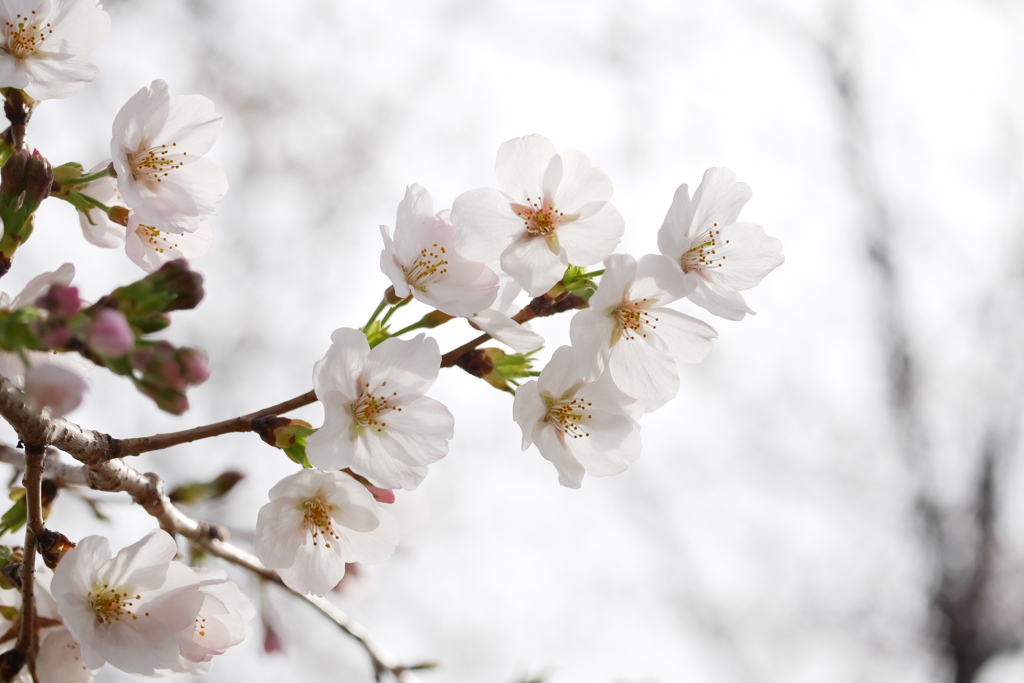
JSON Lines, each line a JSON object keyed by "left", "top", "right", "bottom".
{"left": 87, "top": 308, "right": 134, "bottom": 358}
{"left": 24, "top": 363, "right": 87, "bottom": 417}
{"left": 177, "top": 347, "right": 209, "bottom": 383}
{"left": 36, "top": 528, "right": 76, "bottom": 569}
{"left": 38, "top": 284, "right": 80, "bottom": 318}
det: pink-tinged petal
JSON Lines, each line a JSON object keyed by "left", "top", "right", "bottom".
{"left": 512, "top": 381, "right": 545, "bottom": 450}
{"left": 277, "top": 533, "right": 347, "bottom": 597}
{"left": 379, "top": 225, "right": 412, "bottom": 298}
{"left": 451, "top": 187, "right": 525, "bottom": 262}
{"left": 13, "top": 263, "right": 75, "bottom": 308}
{"left": 587, "top": 253, "right": 635, "bottom": 312}
{"left": 90, "top": 616, "right": 181, "bottom": 674}
{"left": 550, "top": 149, "right": 614, "bottom": 209}
{"left": 657, "top": 183, "right": 694, "bottom": 259}
{"left": 495, "top": 134, "right": 556, "bottom": 201}
{"left": 533, "top": 423, "right": 585, "bottom": 489}
{"left": 126, "top": 219, "right": 213, "bottom": 273}
{"left": 157, "top": 96, "right": 222, "bottom": 156}
{"left": 351, "top": 436, "right": 430, "bottom": 492}
{"left": 556, "top": 202, "right": 624, "bottom": 267}
{"left": 21, "top": 56, "right": 99, "bottom": 99}
{"left": 52, "top": 535, "right": 111, "bottom": 599}
{"left": 419, "top": 258, "right": 499, "bottom": 316}
{"left": 100, "top": 529, "right": 176, "bottom": 590}
{"left": 24, "top": 363, "right": 87, "bottom": 417}
{"left": 394, "top": 184, "right": 435, "bottom": 233}
{"left": 644, "top": 307, "right": 717, "bottom": 363}
{"left": 313, "top": 328, "right": 368, "bottom": 404}
{"left": 536, "top": 346, "right": 585, "bottom": 399}
{"left": 166, "top": 157, "right": 228, "bottom": 217}
{"left": 608, "top": 339, "right": 680, "bottom": 402}
{"left": 688, "top": 282, "right": 755, "bottom": 321}
{"left": 500, "top": 234, "right": 568, "bottom": 297}
{"left": 364, "top": 334, "right": 440, "bottom": 399}
{"left": 689, "top": 167, "right": 752, "bottom": 237}
{"left": 254, "top": 499, "right": 307, "bottom": 567}
{"left": 329, "top": 477, "right": 381, "bottom": 533}
{"left": 38, "top": 628, "right": 96, "bottom": 683}
{"left": 704, "top": 222, "right": 785, "bottom": 291}
{"left": 304, "top": 413, "right": 356, "bottom": 471}
{"left": 629, "top": 253, "right": 689, "bottom": 302}
{"left": 112, "top": 81, "right": 170, "bottom": 167}
{"left": 337, "top": 507, "right": 399, "bottom": 565}
{"left": 376, "top": 397, "right": 453, "bottom": 464}
{"left": 567, "top": 308, "right": 615, "bottom": 380}
{"left": 468, "top": 309, "right": 544, "bottom": 353}
{"left": 567, "top": 409, "right": 641, "bottom": 477}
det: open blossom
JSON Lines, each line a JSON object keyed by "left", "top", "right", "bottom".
{"left": 111, "top": 79, "right": 227, "bottom": 233}
{"left": 75, "top": 162, "right": 214, "bottom": 271}
{"left": 164, "top": 567, "right": 256, "bottom": 674}
{"left": 0, "top": 0, "right": 110, "bottom": 100}
{"left": 451, "top": 134, "right": 624, "bottom": 297}
{"left": 51, "top": 530, "right": 205, "bottom": 675}
{"left": 380, "top": 184, "right": 498, "bottom": 316}
{"left": 254, "top": 469, "right": 399, "bottom": 596}
{"left": 305, "top": 328, "right": 454, "bottom": 490}
{"left": 569, "top": 253, "right": 717, "bottom": 402}
{"left": 0, "top": 572, "right": 97, "bottom": 683}
{"left": 513, "top": 346, "right": 641, "bottom": 489}
{"left": 658, "top": 168, "right": 784, "bottom": 320}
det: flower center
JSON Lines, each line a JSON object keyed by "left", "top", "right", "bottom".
{"left": 545, "top": 395, "right": 594, "bottom": 439}
{"left": 127, "top": 142, "right": 187, "bottom": 184}
{"left": 405, "top": 243, "right": 449, "bottom": 289}
{"left": 88, "top": 584, "right": 145, "bottom": 626}
{"left": 680, "top": 224, "right": 729, "bottom": 274}
{"left": 3, "top": 12, "right": 52, "bottom": 60}
{"left": 611, "top": 296, "right": 659, "bottom": 343}
{"left": 512, "top": 197, "right": 564, "bottom": 237}
{"left": 135, "top": 224, "right": 181, "bottom": 255}
{"left": 352, "top": 381, "right": 402, "bottom": 433}
{"left": 301, "top": 496, "right": 340, "bottom": 549}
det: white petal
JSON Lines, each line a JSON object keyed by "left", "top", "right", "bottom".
{"left": 500, "top": 234, "right": 568, "bottom": 297}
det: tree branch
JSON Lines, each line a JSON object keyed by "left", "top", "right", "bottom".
{"left": 15, "top": 442, "right": 45, "bottom": 680}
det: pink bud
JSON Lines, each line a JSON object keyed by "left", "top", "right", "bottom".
{"left": 24, "top": 364, "right": 87, "bottom": 417}
{"left": 87, "top": 309, "right": 134, "bottom": 358}
{"left": 177, "top": 348, "right": 210, "bottom": 384}
{"left": 41, "top": 285, "right": 80, "bottom": 317}
{"left": 366, "top": 485, "right": 395, "bottom": 504}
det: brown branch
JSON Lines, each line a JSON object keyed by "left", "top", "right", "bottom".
{"left": 15, "top": 442, "right": 45, "bottom": 681}
{"left": 117, "top": 389, "right": 317, "bottom": 457}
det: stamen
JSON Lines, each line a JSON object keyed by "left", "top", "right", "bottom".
{"left": 88, "top": 584, "right": 145, "bottom": 626}
{"left": 545, "top": 396, "right": 594, "bottom": 439}
{"left": 511, "top": 197, "right": 565, "bottom": 237}
{"left": 680, "top": 226, "right": 729, "bottom": 273}
{"left": 353, "top": 383, "right": 401, "bottom": 433}
{"left": 612, "top": 297, "right": 659, "bottom": 342}
{"left": 301, "top": 496, "right": 341, "bottom": 548}
{"left": 405, "top": 242, "right": 449, "bottom": 289}
{"left": 3, "top": 12, "right": 53, "bottom": 60}
{"left": 127, "top": 142, "right": 185, "bottom": 184}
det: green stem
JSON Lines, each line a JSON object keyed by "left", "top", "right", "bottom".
{"left": 389, "top": 319, "right": 431, "bottom": 338}
{"left": 363, "top": 298, "right": 388, "bottom": 330}
{"left": 582, "top": 268, "right": 605, "bottom": 277}
{"left": 73, "top": 192, "right": 112, "bottom": 213}
{"left": 62, "top": 168, "right": 111, "bottom": 186}
{"left": 379, "top": 299, "right": 408, "bottom": 326}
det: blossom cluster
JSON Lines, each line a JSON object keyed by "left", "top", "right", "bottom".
{"left": 0, "top": 0, "right": 785, "bottom": 678}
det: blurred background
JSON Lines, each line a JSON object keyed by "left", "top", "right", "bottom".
{"left": 1, "top": 0, "right": 1022, "bottom": 681}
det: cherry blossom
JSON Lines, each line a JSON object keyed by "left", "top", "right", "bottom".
{"left": 658, "top": 168, "right": 785, "bottom": 320}
{"left": 305, "top": 328, "right": 454, "bottom": 490}
{"left": 513, "top": 346, "right": 641, "bottom": 489}
{"left": 380, "top": 184, "right": 498, "bottom": 316}
{"left": 163, "top": 567, "right": 256, "bottom": 674}
{"left": 51, "top": 530, "right": 205, "bottom": 675}
{"left": 111, "top": 79, "right": 227, "bottom": 233}
{"left": 451, "top": 134, "right": 624, "bottom": 296}
{"left": 569, "top": 253, "right": 717, "bottom": 402}
{"left": 0, "top": 0, "right": 109, "bottom": 100}
{"left": 254, "top": 469, "right": 399, "bottom": 596}
{"left": 0, "top": 572, "right": 96, "bottom": 683}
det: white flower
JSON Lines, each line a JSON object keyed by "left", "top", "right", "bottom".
{"left": 164, "top": 567, "right": 256, "bottom": 674}
{"left": 126, "top": 215, "right": 213, "bottom": 272}
{"left": 111, "top": 79, "right": 227, "bottom": 233}
{"left": 466, "top": 275, "right": 544, "bottom": 353}
{"left": 513, "top": 346, "right": 641, "bottom": 489}
{"left": 451, "top": 134, "right": 624, "bottom": 297}
{"left": 254, "top": 469, "right": 399, "bottom": 597}
{"left": 51, "top": 530, "right": 205, "bottom": 675}
{"left": 657, "top": 168, "right": 784, "bottom": 320}
{"left": 569, "top": 253, "right": 717, "bottom": 402}
{"left": 305, "top": 328, "right": 454, "bottom": 490}
{"left": 0, "top": 572, "right": 97, "bottom": 683}
{"left": 74, "top": 162, "right": 214, "bottom": 271}
{"left": 380, "top": 184, "right": 498, "bottom": 316}
{"left": 0, "top": 0, "right": 109, "bottom": 100}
